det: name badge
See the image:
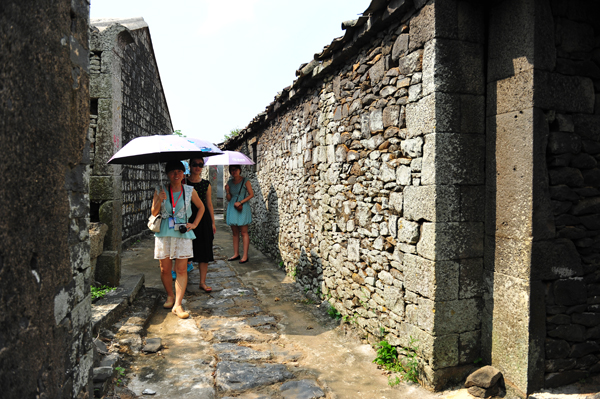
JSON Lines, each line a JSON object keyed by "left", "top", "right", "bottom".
{"left": 168, "top": 217, "right": 175, "bottom": 229}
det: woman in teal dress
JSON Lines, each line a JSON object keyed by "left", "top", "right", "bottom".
{"left": 225, "top": 165, "right": 254, "bottom": 263}
{"left": 151, "top": 161, "right": 205, "bottom": 319}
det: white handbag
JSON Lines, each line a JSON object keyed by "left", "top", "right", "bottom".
{"left": 147, "top": 214, "right": 161, "bottom": 232}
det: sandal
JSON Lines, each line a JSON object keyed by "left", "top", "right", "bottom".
{"left": 199, "top": 283, "right": 212, "bottom": 293}
{"left": 172, "top": 305, "right": 189, "bottom": 319}
{"left": 163, "top": 296, "right": 175, "bottom": 309}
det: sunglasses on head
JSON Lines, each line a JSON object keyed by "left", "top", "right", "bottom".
{"left": 190, "top": 162, "right": 204, "bottom": 167}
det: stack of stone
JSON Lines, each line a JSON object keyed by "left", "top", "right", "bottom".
{"left": 464, "top": 366, "right": 504, "bottom": 398}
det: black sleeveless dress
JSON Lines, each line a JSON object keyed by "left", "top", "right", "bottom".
{"left": 188, "top": 179, "right": 214, "bottom": 263}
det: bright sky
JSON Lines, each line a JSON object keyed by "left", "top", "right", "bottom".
{"left": 90, "top": 0, "right": 373, "bottom": 144}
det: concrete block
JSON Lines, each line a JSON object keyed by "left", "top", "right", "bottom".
{"left": 433, "top": 298, "right": 482, "bottom": 335}
{"left": 421, "top": 133, "right": 485, "bottom": 186}
{"left": 90, "top": 72, "right": 112, "bottom": 98}
{"left": 409, "top": 0, "right": 458, "bottom": 52}
{"left": 459, "top": 258, "right": 484, "bottom": 300}
{"left": 93, "top": 98, "right": 120, "bottom": 176}
{"left": 430, "top": 333, "right": 459, "bottom": 370}
{"left": 459, "top": 330, "right": 481, "bottom": 364}
{"left": 417, "top": 222, "right": 484, "bottom": 261}
{"left": 487, "top": 108, "right": 555, "bottom": 241}
{"left": 406, "top": 92, "right": 463, "bottom": 137}
{"left": 488, "top": 272, "right": 545, "bottom": 393}
{"left": 459, "top": 185, "right": 485, "bottom": 222}
{"left": 403, "top": 185, "right": 460, "bottom": 222}
{"left": 403, "top": 254, "right": 459, "bottom": 301}
{"left": 457, "top": 1, "right": 485, "bottom": 44}
{"left": 490, "top": 69, "right": 594, "bottom": 116}
{"left": 487, "top": 0, "right": 555, "bottom": 82}
{"left": 89, "top": 222, "right": 108, "bottom": 259}
{"left": 421, "top": 363, "right": 476, "bottom": 391}
{"left": 487, "top": 235, "right": 531, "bottom": 280}
{"left": 99, "top": 199, "right": 122, "bottom": 251}
{"left": 95, "top": 251, "right": 121, "bottom": 287}
{"left": 89, "top": 175, "right": 121, "bottom": 201}
{"left": 422, "top": 39, "right": 484, "bottom": 97}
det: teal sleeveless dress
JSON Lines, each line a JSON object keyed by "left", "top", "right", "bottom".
{"left": 226, "top": 178, "right": 252, "bottom": 226}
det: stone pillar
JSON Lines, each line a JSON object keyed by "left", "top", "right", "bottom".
{"left": 482, "top": 0, "right": 594, "bottom": 395}
{"left": 402, "top": 0, "right": 486, "bottom": 389}
{"left": 89, "top": 26, "right": 133, "bottom": 286}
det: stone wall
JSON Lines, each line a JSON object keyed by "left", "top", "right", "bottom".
{"left": 0, "top": 0, "right": 93, "bottom": 397}
{"left": 89, "top": 18, "right": 172, "bottom": 284}
{"left": 120, "top": 26, "right": 173, "bottom": 242}
{"left": 225, "top": 0, "right": 485, "bottom": 390}
{"left": 224, "top": 0, "right": 600, "bottom": 394}
{"left": 542, "top": 1, "right": 600, "bottom": 389}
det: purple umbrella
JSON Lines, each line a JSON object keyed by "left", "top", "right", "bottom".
{"left": 204, "top": 150, "right": 255, "bottom": 166}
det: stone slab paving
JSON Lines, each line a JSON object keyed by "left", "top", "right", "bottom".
{"left": 110, "top": 219, "right": 600, "bottom": 398}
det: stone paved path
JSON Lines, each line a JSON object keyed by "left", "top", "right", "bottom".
{"left": 110, "top": 216, "right": 600, "bottom": 399}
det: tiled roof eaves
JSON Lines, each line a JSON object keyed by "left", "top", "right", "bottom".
{"left": 222, "top": 0, "right": 412, "bottom": 149}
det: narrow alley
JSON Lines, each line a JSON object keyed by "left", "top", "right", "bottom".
{"left": 95, "top": 216, "right": 461, "bottom": 399}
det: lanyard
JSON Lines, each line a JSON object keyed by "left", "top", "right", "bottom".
{"left": 168, "top": 185, "right": 183, "bottom": 217}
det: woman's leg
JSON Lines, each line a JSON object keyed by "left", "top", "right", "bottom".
{"left": 230, "top": 225, "right": 240, "bottom": 259}
{"left": 240, "top": 225, "right": 250, "bottom": 262}
{"left": 199, "top": 262, "right": 211, "bottom": 291}
{"left": 173, "top": 258, "right": 188, "bottom": 308}
{"left": 159, "top": 258, "right": 175, "bottom": 307}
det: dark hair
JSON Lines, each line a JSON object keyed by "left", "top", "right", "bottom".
{"left": 165, "top": 160, "right": 185, "bottom": 173}
{"left": 189, "top": 157, "right": 204, "bottom": 164}
{"left": 229, "top": 165, "right": 241, "bottom": 172}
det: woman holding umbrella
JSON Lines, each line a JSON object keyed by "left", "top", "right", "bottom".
{"left": 225, "top": 165, "right": 254, "bottom": 263}
{"left": 151, "top": 161, "right": 205, "bottom": 319}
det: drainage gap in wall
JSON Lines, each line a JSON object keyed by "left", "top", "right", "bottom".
{"left": 90, "top": 98, "right": 98, "bottom": 116}
{"left": 90, "top": 201, "right": 100, "bottom": 223}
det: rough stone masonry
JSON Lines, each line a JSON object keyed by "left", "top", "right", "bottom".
{"left": 89, "top": 18, "right": 173, "bottom": 286}
{"left": 223, "top": 0, "right": 600, "bottom": 396}
{"left": 0, "top": 0, "right": 93, "bottom": 397}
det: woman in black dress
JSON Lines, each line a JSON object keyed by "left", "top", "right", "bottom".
{"left": 187, "top": 157, "right": 215, "bottom": 292}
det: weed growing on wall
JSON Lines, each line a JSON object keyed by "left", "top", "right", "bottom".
{"left": 327, "top": 306, "right": 342, "bottom": 320}
{"left": 373, "top": 337, "right": 420, "bottom": 385}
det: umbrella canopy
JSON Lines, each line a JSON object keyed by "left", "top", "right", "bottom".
{"left": 204, "top": 150, "right": 255, "bottom": 166}
{"left": 107, "top": 135, "right": 222, "bottom": 165}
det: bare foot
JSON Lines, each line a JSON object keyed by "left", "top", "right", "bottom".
{"left": 199, "top": 283, "right": 212, "bottom": 293}
{"left": 172, "top": 305, "right": 189, "bottom": 319}
{"left": 163, "top": 296, "right": 174, "bottom": 309}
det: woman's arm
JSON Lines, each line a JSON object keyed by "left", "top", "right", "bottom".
{"left": 206, "top": 183, "right": 216, "bottom": 234}
{"left": 152, "top": 188, "right": 166, "bottom": 216}
{"left": 188, "top": 189, "right": 205, "bottom": 230}
{"left": 234, "top": 180, "right": 254, "bottom": 209}
{"left": 241, "top": 180, "right": 254, "bottom": 204}
{"left": 225, "top": 183, "right": 232, "bottom": 201}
